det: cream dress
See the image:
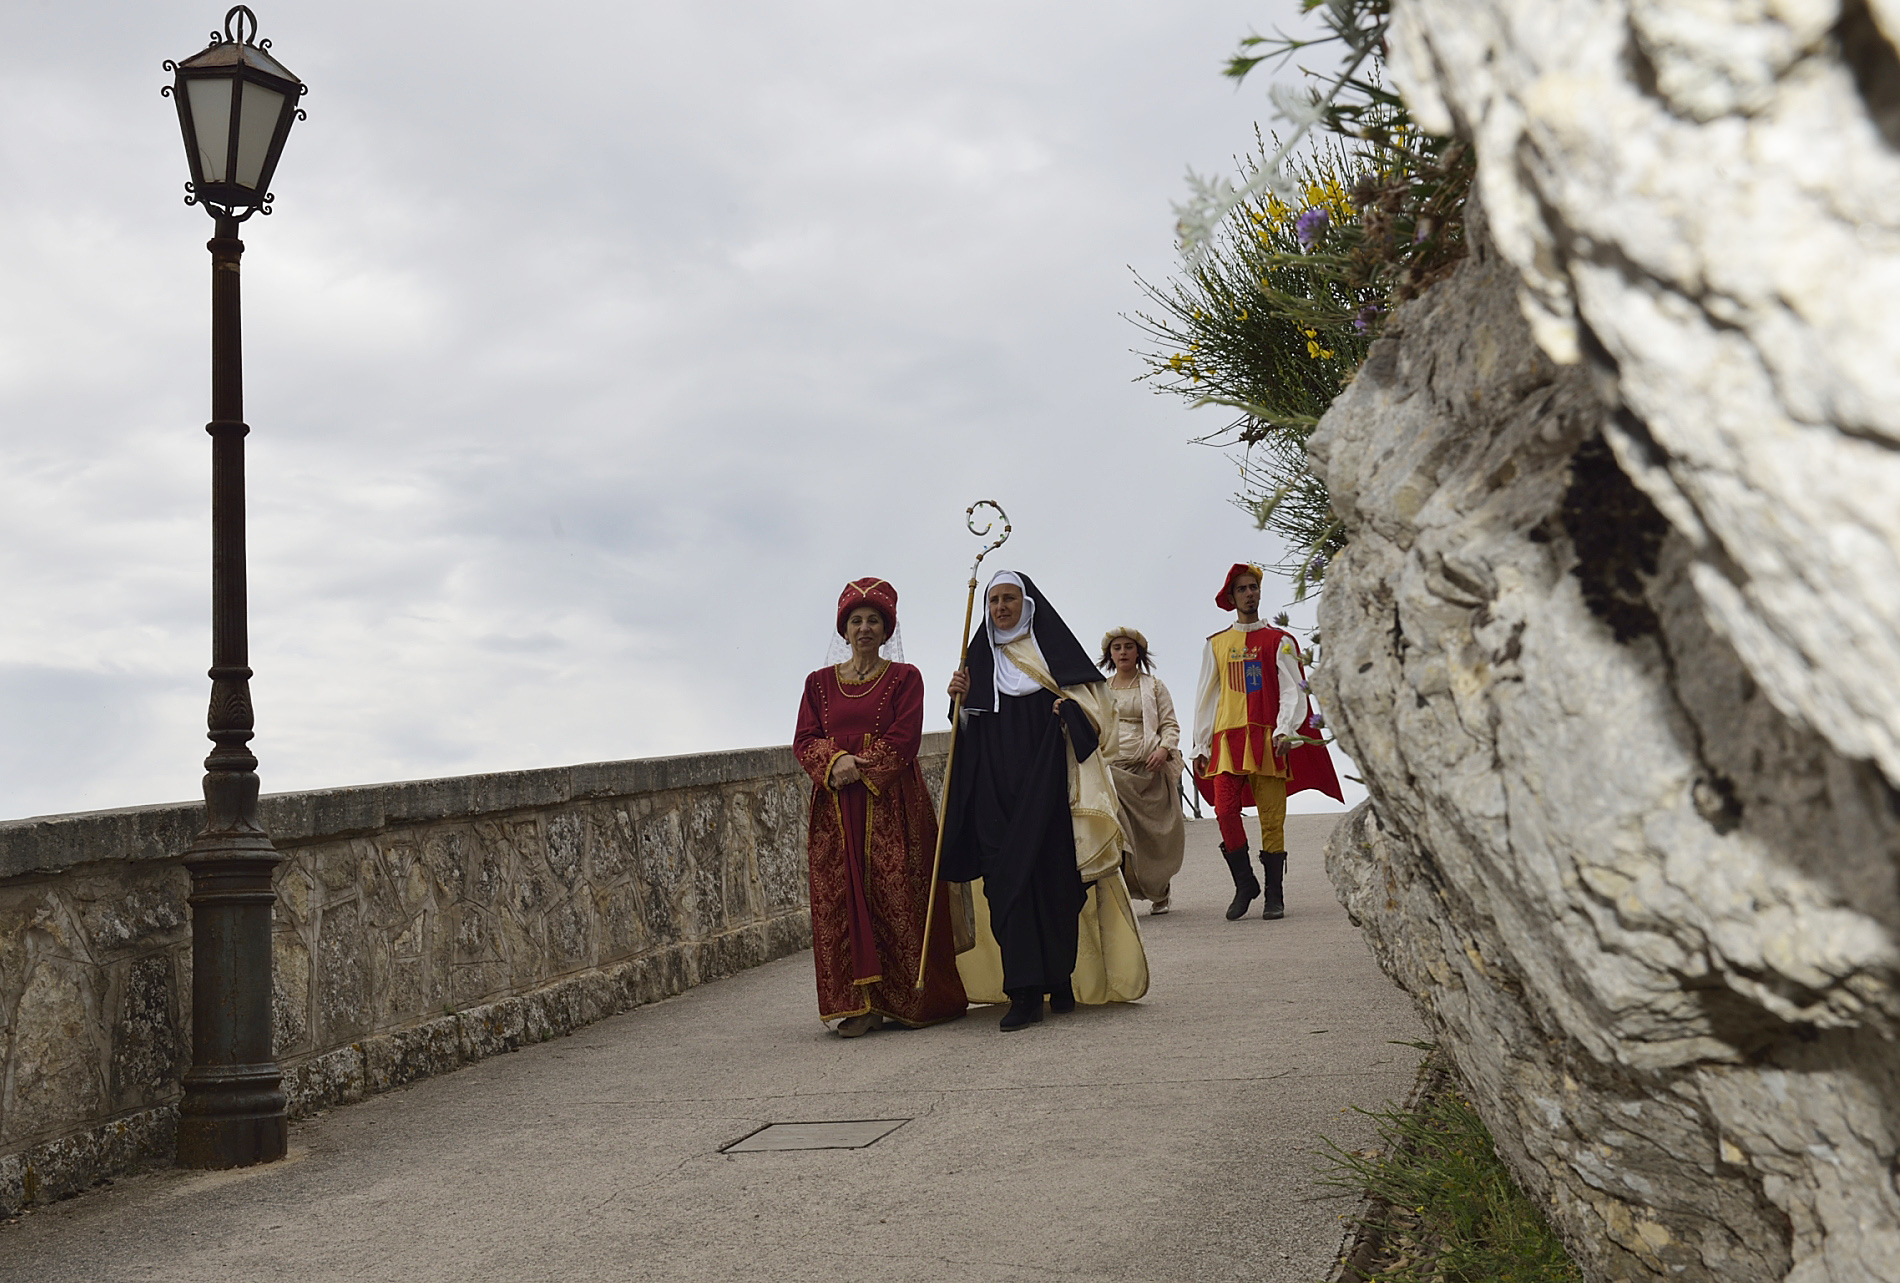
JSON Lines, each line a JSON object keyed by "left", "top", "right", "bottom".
{"left": 1106, "top": 675, "right": 1186, "bottom": 907}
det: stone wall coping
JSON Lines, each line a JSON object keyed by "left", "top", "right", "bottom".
{"left": 0, "top": 732, "right": 954, "bottom": 880}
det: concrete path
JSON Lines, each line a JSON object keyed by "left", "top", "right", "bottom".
{"left": 0, "top": 815, "right": 1424, "bottom": 1283}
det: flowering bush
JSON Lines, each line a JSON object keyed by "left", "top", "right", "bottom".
{"left": 1134, "top": 0, "right": 1474, "bottom": 596}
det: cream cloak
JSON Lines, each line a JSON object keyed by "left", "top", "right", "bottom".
{"left": 951, "top": 636, "right": 1150, "bottom": 1005}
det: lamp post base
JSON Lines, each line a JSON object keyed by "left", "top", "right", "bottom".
{"left": 176, "top": 1063, "right": 288, "bottom": 1169}
{"left": 177, "top": 837, "right": 287, "bottom": 1170}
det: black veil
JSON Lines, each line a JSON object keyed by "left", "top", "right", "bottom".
{"left": 954, "top": 571, "right": 1104, "bottom": 760}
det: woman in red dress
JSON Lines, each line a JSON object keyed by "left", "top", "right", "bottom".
{"left": 794, "top": 578, "right": 967, "bottom": 1036}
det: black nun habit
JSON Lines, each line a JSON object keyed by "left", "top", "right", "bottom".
{"left": 939, "top": 572, "right": 1107, "bottom": 1010}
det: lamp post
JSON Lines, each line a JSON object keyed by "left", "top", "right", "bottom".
{"left": 162, "top": 5, "right": 305, "bottom": 1170}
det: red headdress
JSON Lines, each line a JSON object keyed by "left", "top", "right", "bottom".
{"left": 836, "top": 577, "right": 898, "bottom": 636}
{"left": 1214, "top": 563, "right": 1266, "bottom": 611}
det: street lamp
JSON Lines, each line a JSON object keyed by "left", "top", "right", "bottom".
{"left": 161, "top": 5, "right": 305, "bottom": 1170}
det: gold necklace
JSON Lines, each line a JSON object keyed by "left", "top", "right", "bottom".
{"left": 836, "top": 659, "right": 889, "bottom": 696}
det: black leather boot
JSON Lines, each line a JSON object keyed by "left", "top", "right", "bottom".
{"left": 1222, "top": 844, "right": 1260, "bottom": 920}
{"left": 999, "top": 990, "right": 1043, "bottom": 1031}
{"left": 1260, "top": 851, "right": 1286, "bottom": 919}
{"left": 1047, "top": 980, "right": 1075, "bottom": 1014}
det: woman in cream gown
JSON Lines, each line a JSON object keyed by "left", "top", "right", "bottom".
{"left": 1098, "top": 627, "right": 1186, "bottom": 915}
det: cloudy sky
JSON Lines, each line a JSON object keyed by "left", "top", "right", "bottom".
{"left": 0, "top": 0, "right": 1363, "bottom": 821}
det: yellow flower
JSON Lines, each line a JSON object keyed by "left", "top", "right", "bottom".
{"left": 1303, "top": 328, "right": 1335, "bottom": 360}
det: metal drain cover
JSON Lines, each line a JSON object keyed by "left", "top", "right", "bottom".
{"left": 721, "top": 1120, "right": 909, "bottom": 1152}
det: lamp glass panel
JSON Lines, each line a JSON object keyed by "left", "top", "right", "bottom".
{"left": 234, "top": 81, "right": 286, "bottom": 190}
{"left": 185, "top": 77, "right": 234, "bottom": 182}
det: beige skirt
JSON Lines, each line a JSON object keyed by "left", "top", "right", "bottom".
{"left": 1109, "top": 760, "right": 1186, "bottom": 902}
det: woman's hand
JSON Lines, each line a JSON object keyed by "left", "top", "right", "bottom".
{"left": 829, "top": 754, "right": 862, "bottom": 787}
{"left": 1051, "top": 695, "right": 1069, "bottom": 716}
{"left": 1144, "top": 746, "right": 1171, "bottom": 773}
{"left": 946, "top": 669, "right": 970, "bottom": 698}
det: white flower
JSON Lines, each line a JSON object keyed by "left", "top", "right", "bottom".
{"left": 1174, "top": 163, "right": 1295, "bottom": 263}
{"left": 1269, "top": 82, "right": 1326, "bottom": 128}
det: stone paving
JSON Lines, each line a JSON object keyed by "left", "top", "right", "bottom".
{"left": 0, "top": 814, "right": 1424, "bottom": 1283}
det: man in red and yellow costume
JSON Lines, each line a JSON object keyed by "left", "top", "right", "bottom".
{"left": 1191, "top": 563, "right": 1342, "bottom": 920}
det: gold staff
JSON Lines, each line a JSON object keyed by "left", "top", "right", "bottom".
{"left": 916, "top": 500, "right": 1011, "bottom": 990}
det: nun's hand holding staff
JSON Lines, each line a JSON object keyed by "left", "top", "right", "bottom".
{"left": 916, "top": 500, "right": 1010, "bottom": 990}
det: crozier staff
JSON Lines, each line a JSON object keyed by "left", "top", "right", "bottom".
{"left": 793, "top": 578, "right": 966, "bottom": 1036}
{"left": 940, "top": 571, "right": 1148, "bottom": 1031}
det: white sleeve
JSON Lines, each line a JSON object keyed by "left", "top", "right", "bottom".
{"left": 1275, "top": 636, "right": 1305, "bottom": 741}
{"left": 1192, "top": 640, "right": 1219, "bottom": 761}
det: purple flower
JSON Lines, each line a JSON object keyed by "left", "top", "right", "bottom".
{"left": 1304, "top": 552, "right": 1329, "bottom": 576}
{"left": 1353, "top": 304, "right": 1382, "bottom": 335}
{"left": 1294, "top": 207, "right": 1329, "bottom": 249}
{"left": 1273, "top": 611, "right": 1291, "bottom": 627}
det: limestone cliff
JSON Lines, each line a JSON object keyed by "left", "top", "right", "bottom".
{"left": 1313, "top": 6, "right": 1900, "bottom": 1278}
{"left": 1310, "top": 20, "right": 1900, "bottom": 1266}
{"left": 1384, "top": 0, "right": 1900, "bottom": 785}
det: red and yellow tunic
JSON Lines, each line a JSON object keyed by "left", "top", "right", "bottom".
{"left": 1191, "top": 622, "right": 1344, "bottom": 801}
{"left": 1198, "top": 624, "right": 1301, "bottom": 776}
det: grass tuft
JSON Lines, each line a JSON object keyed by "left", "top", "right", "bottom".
{"left": 1320, "top": 1052, "right": 1581, "bottom": 1283}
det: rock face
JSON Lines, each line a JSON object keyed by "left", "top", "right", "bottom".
{"left": 1384, "top": 0, "right": 1900, "bottom": 788}
{"left": 1311, "top": 5, "right": 1900, "bottom": 1279}
{"left": 1312, "top": 191, "right": 1900, "bottom": 1280}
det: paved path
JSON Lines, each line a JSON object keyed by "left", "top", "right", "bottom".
{"left": 0, "top": 815, "right": 1423, "bottom": 1283}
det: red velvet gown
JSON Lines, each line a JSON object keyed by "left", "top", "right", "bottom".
{"left": 793, "top": 661, "right": 967, "bottom": 1026}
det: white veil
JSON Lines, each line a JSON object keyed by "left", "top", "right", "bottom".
{"left": 824, "top": 624, "right": 904, "bottom": 666}
{"left": 984, "top": 570, "right": 1044, "bottom": 697}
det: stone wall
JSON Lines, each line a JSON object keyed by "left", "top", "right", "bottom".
{"left": 0, "top": 735, "right": 948, "bottom": 1214}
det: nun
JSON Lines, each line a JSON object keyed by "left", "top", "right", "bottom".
{"left": 942, "top": 571, "right": 1150, "bottom": 1030}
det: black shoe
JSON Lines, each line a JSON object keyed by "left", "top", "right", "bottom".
{"left": 1260, "top": 851, "right": 1286, "bottom": 920}
{"left": 1222, "top": 845, "right": 1261, "bottom": 920}
{"left": 1047, "top": 982, "right": 1075, "bottom": 1014}
{"left": 999, "top": 992, "right": 1043, "bottom": 1031}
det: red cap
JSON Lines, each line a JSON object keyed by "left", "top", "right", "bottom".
{"left": 1215, "top": 563, "right": 1265, "bottom": 611}
{"left": 836, "top": 577, "right": 897, "bottom": 636}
